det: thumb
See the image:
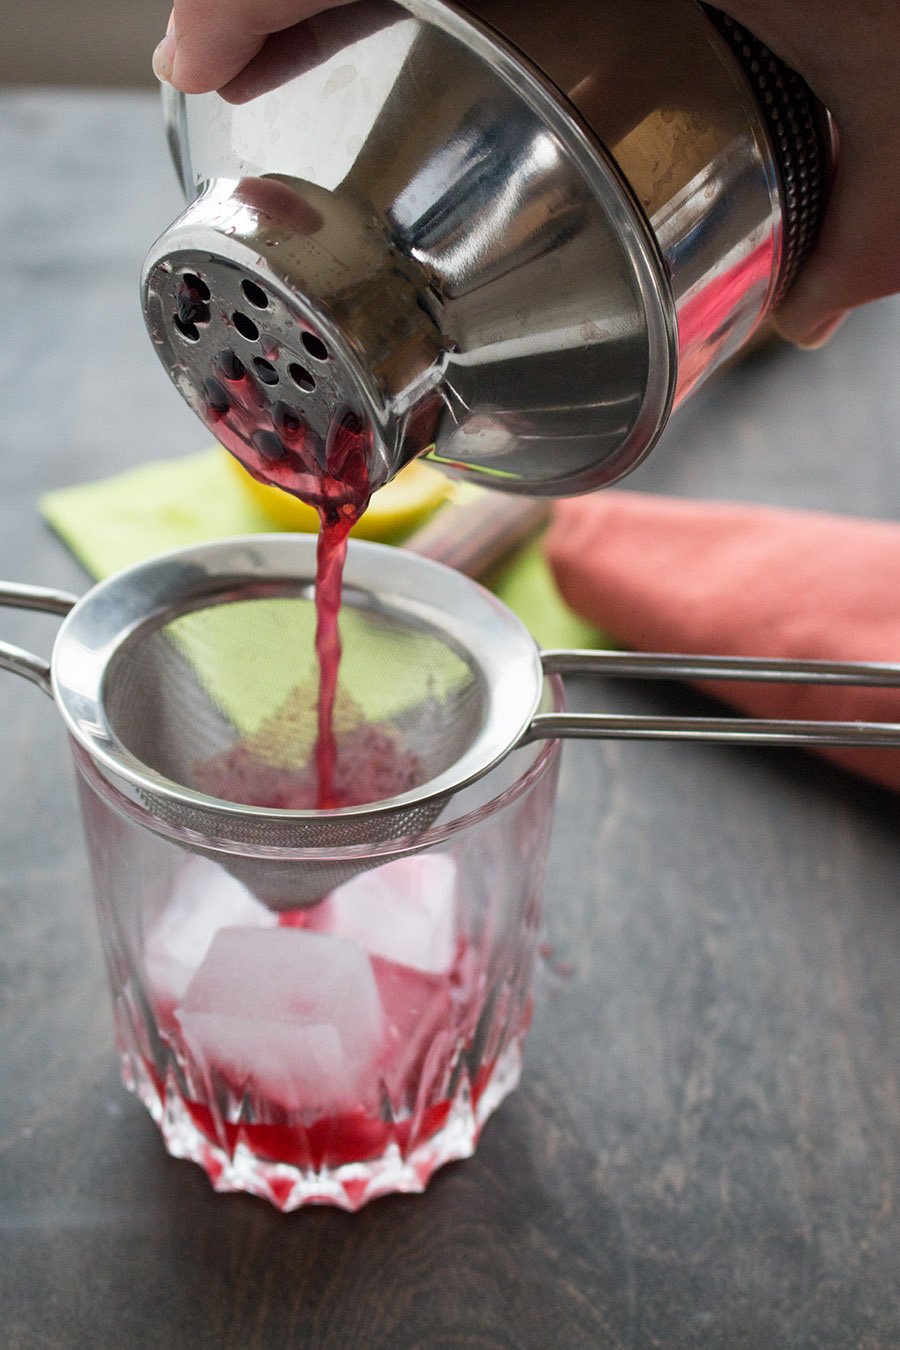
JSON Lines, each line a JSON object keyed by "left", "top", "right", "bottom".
{"left": 773, "top": 131, "right": 900, "bottom": 348}
{"left": 155, "top": 0, "right": 342, "bottom": 96}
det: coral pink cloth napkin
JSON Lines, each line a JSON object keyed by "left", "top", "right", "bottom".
{"left": 544, "top": 492, "right": 900, "bottom": 793}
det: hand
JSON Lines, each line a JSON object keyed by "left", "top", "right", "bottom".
{"left": 153, "top": 0, "right": 900, "bottom": 349}
{"left": 723, "top": 0, "right": 900, "bottom": 347}
{"left": 152, "top": 0, "right": 350, "bottom": 100}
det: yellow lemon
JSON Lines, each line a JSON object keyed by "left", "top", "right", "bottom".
{"left": 222, "top": 448, "right": 451, "bottom": 541}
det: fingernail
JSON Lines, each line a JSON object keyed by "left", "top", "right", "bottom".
{"left": 795, "top": 311, "right": 848, "bottom": 350}
{"left": 152, "top": 30, "right": 177, "bottom": 83}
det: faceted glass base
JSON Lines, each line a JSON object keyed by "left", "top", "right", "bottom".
{"left": 125, "top": 1040, "right": 523, "bottom": 1212}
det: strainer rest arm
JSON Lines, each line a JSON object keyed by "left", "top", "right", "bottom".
{"left": 529, "top": 649, "right": 900, "bottom": 749}
{"left": 0, "top": 583, "right": 78, "bottom": 698}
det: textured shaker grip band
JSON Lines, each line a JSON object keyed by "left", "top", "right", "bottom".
{"left": 703, "top": 6, "right": 834, "bottom": 304}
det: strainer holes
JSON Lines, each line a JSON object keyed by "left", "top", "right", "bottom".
{"left": 301, "top": 331, "right": 329, "bottom": 361}
{"left": 252, "top": 429, "right": 287, "bottom": 463}
{"left": 290, "top": 363, "right": 316, "bottom": 392}
{"left": 273, "top": 401, "right": 302, "bottom": 437}
{"left": 176, "top": 274, "right": 211, "bottom": 329}
{"left": 182, "top": 272, "right": 211, "bottom": 301}
{"left": 218, "top": 349, "right": 245, "bottom": 381}
{"left": 253, "top": 357, "right": 279, "bottom": 386}
{"left": 241, "top": 279, "right": 269, "bottom": 309}
{"left": 203, "top": 377, "right": 230, "bottom": 420}
{"left": 174, "top": 314, "right": 200, "bottom": 342}
{"left": 233, "top": 311, "right": 260, "bottom": 341}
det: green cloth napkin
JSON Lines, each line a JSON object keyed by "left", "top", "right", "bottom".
{"left": 40, "top": 447, "right": 608, "bottom": 652}
{"left": 41, "top": 448, "right": 277, "bottom": 576}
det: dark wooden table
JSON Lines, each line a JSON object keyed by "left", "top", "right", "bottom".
{"left": 3, "top": 88, "right": 900, "bottom": 1349}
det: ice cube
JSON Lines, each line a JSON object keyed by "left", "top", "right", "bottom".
{"left": 144, "top": 856, "right": 275, "bottom": 1020}
{"left": 316, "top": 854, "right": 458, "bottom": 974}
{"left": 175, "top": 927, "right": 384, "bottom": 1115}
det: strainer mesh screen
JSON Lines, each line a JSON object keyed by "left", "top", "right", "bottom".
{"left": 102, "top": 589, "right": 485, "bottom": 845}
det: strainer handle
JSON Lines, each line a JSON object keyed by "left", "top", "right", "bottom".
{"left": 529, "top": 649, "right": 900, "bottom": 748}
{"left": 0, "top": 583, "right": 78, "bottom": 698}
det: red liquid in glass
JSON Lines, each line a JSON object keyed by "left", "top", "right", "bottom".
{"left": 169, "top": 370, "right": 478, "bottom": 1202}
{"left": 146, "top": 1055, "right": 501, "bottom": 1175}
{"left": 137, "top": 848, "right": 510, "bottom": 1207}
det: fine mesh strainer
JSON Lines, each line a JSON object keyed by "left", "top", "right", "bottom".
{"left": 3, "top": 534, "right": 900, "bottom": 908}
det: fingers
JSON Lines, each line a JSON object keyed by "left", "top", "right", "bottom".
{"left": 153, "top": 0, "right": 346, "bottom": 95}
{"left": 721, "top": 0, "right": 900, "bottom": 347}
{"left": 151, "top": 10, "right": 178, "bottom": 84}
{"left": 772, "top": 126, "right": 900, "bottom": 348}
{"left": 151, "top": 0, "right": 900, "bottom": 352}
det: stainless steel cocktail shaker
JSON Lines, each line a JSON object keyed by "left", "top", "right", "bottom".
{"left": 142, "top": 0, "right": 833, "bottom": 496}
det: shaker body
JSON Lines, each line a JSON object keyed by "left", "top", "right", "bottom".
{"left": 143, "top": 0, "right": 831, "bottom": 495}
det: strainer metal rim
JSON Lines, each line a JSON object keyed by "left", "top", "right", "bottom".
{"left": 49, "top": 534, "right": 544, "bottom": 826}
{"left": 71, "top": 690, "right": 563, "bottom": 863}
